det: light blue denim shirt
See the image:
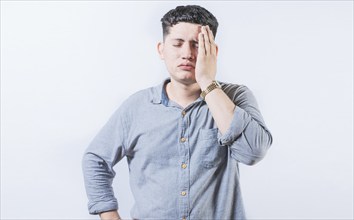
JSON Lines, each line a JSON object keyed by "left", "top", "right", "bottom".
{"left": 82, "top": 78, "right": 273, "bottom": 219}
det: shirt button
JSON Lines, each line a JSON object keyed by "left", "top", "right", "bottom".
{"left": 181, "top": 191, "right": 187, "bottom": 196}
{"left": 180, "top": 137, "right": 187, "bottom": 143}
{"left": 181, "top": 163, "right": 187, "bottom": 169}
{"left": 181, "top": 111, "right": 186, "bottom": 117}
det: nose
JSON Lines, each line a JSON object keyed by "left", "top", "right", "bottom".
{"left": 181, "top": 44, "right": 195, "bottom": 60}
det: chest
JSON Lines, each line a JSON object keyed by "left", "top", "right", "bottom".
{"left": 125, "top": 103, "right": 216, "bottom": 157}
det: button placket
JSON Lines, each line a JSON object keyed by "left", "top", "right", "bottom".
{"left": 181, "top": 110, "right": 186, "bottom": 117}
{"left": 179, "top": 109, "right": 189, "bottom": 219}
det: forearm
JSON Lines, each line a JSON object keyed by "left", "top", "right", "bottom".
{"left": 200, "top": 80, "right": 236, "bottom": 135}
{"left": 100, "top": 210, "right": 121, "bottom": 220}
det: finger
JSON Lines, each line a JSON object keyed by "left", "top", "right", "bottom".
{"left": 202, "top": 26, "right": 211, "bottom": 55}
{"left": 206, "top": 25, "right": 215, "bottom": 43}
{"left": 206, "top": 26, "right": 217, "bottom": 55}
{"left": 198, "top": 31, "right": 206, "bottom": 56}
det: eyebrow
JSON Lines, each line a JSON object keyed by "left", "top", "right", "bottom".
{"left": 171, "top": 38, "right": 199, "bottom": 44}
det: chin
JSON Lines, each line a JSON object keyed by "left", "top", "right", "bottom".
{"left": 170, "top": 72, "right": 196, "bottom": 85}
{"left": 180, "top": 71, "right": 196, "bottom": 80}
{"left": 169, "top": 68, "right": 198, "bottom": 81}
{"left": 177, "top": 78, "right": 197, "bottom": 85}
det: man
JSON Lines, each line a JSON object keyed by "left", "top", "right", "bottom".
{"left": 82, "top": 5, "right": 273, "bottom": 220}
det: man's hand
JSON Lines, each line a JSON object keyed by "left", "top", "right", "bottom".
{"left": 194, "top": 25, "right": 236, "bottom": 135}
{"left": 195, "top": 25, "right": 218, "bottom": 90}
{"left": 99, "top": 210, "right": 122, "bottom": 220}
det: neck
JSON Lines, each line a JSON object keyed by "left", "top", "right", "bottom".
{"left": 166, "top": 79, "right": 201, "bottom": 108}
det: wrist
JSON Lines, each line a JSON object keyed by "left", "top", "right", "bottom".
{"left": 99, "top": 210, "right": 121, "bottom": 220}
{"left": 197, "top": 78, "right": 215, "bottom": 90}
{"left": 200, "top": 80, "right": 221, "bottom": 100}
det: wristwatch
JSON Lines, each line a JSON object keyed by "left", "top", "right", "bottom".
{"left": 200, "top": 80, "right": 221, "bottom": 100}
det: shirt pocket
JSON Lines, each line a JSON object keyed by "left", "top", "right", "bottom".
{"left": 199, "top": 128, "right": 227, "bottom": 168}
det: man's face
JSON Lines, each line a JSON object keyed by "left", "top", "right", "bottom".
{"left": 158, "top": 22, "right": 201, "bottom": 85}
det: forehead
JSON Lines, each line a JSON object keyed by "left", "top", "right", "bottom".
{"left": 167, "top": 22, "right": 201, "bottom": 40}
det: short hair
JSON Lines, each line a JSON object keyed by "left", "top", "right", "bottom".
{"left": 160, "top": 5, "right": 219, "bottom": 40}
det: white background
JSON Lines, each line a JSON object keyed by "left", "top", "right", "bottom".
{"left": 1, "top": 1, "right": 353, "bottom": 219}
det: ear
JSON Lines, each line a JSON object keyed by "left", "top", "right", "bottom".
{"left": 215, "top": 44, "right": 219, "bottom": 57}
{"left": 157, "top": 42, "right": 164, "bottom": 60}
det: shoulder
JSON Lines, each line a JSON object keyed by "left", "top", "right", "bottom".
{"left": 220, "top": 81, "right": 260, "bottom": 110}
{"left": 220, "top": 81, "right": 253, "bottom": 99}
{"left": 123, "top": 86, "right": 154, "bottom": 104}
{"left": 101, "top": 86, "right": 157, "bottom": 130}
{"left": 117, "top": 86, "right": 155, "bottom": 113}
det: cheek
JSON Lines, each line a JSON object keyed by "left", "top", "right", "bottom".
{"left": 164, "top": 47, "right": 180, "bottom": 58}
{"left": 163, "top": 51, "right": 177, "bottom": 68}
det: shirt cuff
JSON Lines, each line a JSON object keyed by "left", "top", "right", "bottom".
{"left": 88, "top": 200, "right": 118, "bottom": 215}
{"left": 217, "top": 106, "right": 251, "bottom": 146}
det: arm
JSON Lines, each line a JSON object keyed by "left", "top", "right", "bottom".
{"left": 196, "top": 26, "right": 272, "bottom": 165}
{"left": 82, "top": 108, "right": 127, "bottom": 214}
{"left": 202, "top": 86, "right": 236, "bottom": 135}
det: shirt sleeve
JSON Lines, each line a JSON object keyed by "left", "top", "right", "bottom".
{"left": 217, "top": 85, "right": 273, "bottom": 165}
{"left": 82, "top": 107, "right": 127, "bottom": 214}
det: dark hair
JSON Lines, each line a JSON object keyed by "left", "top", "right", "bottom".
{"left": 161, "top": 5, "right": 219, "bottom": 40}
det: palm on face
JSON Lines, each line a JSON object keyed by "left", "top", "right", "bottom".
{"left": 195, "top": 25, "right": 218, "bottom": 88}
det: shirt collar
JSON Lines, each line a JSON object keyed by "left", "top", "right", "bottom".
{"left": 151, "top": 78, "right": 171, "bottom": 105}
{"left": 151, "top": 77, "right": 205, "bottom": 107}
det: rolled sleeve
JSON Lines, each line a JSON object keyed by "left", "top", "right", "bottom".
{"left": 220, "top": 105, "right": 272, "bottom": 165}
{"left": 217, "top": 106, "right": 252, "bottom": 146}
{"left": 88, "top": 197, "right": 118, "bottom": 215}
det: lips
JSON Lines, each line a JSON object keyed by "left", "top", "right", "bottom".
{"left": 178, "top": 63, "right": 195, "bottom": 71}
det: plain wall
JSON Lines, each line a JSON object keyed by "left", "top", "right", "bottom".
{"left": 1, "top": 1, "right": 353, "bottom": 219}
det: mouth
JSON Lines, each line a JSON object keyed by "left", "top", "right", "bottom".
{"left": 178, "top": 63, "right": 195, "bottom": 71}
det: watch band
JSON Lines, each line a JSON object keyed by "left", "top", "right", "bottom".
{"left": 200, "top": 80, "right": 221, "bottom": 99}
